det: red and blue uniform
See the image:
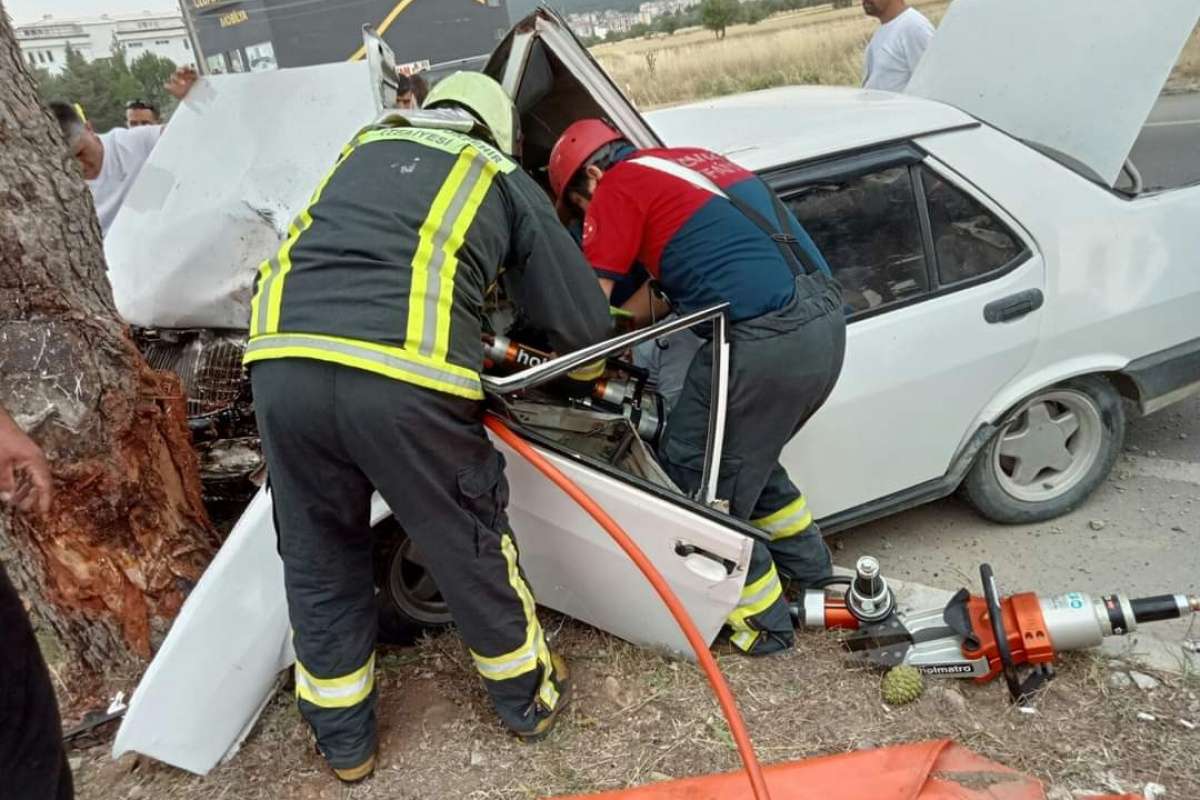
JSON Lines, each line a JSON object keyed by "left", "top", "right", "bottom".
{"left": 579, "top": 145, "right": 845, "bottom": 657}
{"left": 581, "top": 147, "right": 830, "bottom": 322}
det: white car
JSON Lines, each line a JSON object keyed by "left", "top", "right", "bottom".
{"left": 112, "top": 1, "right": 1200, "bottom": 775}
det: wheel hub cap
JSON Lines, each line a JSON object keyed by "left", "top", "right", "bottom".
{"left": 993, "top": 389, "right": 1104, "bottom": 503}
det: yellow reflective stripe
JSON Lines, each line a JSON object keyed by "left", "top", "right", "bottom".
{"left": 248, "top": 258, "right": 272, "bottom": 335}
{"left": 256, "top": 139, "right": 357, "bottom": 336}
{"left": 408, "top": 152, "right": 473, "bottom": 353}
{"left": 243, "top": 333, "right": 483, "bottom": 400}
{"left": 752, "top": 496, "right": 813, "bottom": 541}
{"left": 355, "top": 127, "right": 517, "bottom": 173}
{"left": 432, "top": 157, "right": 500, "bottom": 361}
{"left": 538, "top": 675, "right": 561, "bottom": 709}
{"left": 470, "top": 535, "right": 554, "bottom": 692}
{"left": 295, "top": 653, "right": 375, "bottom": 709}
{"left": 727, "top": 563, "right": 783, "bottom": 631}
{"left": 730, "top": 630, "right": 760, "bottom": 652}
{"left": 567, "top": 360, "right": 606, "bottom": 382}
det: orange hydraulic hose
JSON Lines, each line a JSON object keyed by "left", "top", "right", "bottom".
{"left": 484, "top": 415, "right": 772, "bottom": 800}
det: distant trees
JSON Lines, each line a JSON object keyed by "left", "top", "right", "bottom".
{"left": 34, "top": 48, "right": 179, "bottom": 132}
{"left": 701, "top": 0, "right": 739, "bottom": 39}
{"left": 656, "top": 12, "right": 682, "bottom": 36}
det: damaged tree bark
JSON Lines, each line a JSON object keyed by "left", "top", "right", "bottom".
{"left": 0, "top": 10, "right": 217, "bottom": 679}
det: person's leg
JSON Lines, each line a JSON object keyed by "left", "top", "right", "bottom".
{"left": 658, "top": 342, "right": 796, "bottom": 655}
{"left": 339, "top": 370, "right": 566, "bottom": 736}
{"left": 751, "top": 466, "right": 832, "bottom": 589}
{"left": 0, "top": 564, "right": 74, "bottom": 800}
{"left": 251, "top": 360, "right": 378, "bottom": 775}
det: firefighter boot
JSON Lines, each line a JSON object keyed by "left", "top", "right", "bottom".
{"left": 333, "top": 752, "right": 377, "bottom": 784}
{"left": 515, "top": 654, "right": 572, "bottom": 743}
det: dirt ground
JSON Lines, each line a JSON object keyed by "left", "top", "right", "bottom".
{"left": 69, "top": 615, "right": 1199, "bottom": 800}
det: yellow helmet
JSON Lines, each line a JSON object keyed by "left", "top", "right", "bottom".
{"left": 422, "top": 72, "right": 520, "bottom": 156}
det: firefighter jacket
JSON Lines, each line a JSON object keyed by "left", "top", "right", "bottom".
{"left": 245, "top": 125, "right": 612, "bottom": 399}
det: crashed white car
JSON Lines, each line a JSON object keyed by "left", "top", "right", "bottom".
{"left": 112, "top": 1, "right": 1200, "bottom": 775}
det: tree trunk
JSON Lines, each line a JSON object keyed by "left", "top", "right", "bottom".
{"left": 0, "top": 7, "right": 217, "bottom": 682}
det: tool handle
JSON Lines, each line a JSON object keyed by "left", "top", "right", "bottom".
{"left": 1130, "top": 594, "right": 1193, "bottom": 623}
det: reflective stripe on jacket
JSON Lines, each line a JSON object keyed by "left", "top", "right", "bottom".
{"left": 245, "top": 125, "right": 613, "bottom": 399}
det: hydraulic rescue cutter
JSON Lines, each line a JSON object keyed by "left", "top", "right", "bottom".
{"left": 482, "top": 333, "right": 666, "bottom": 443}
{"left": 794, "top": 556, "right": 1200, "bottom": 703}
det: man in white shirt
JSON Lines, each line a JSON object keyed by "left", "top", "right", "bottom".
{"left": 862, "top": 0, "right": 935, "bottom": 92}
{"left": 49, "top": 67, "right": 197, "bottom": 237}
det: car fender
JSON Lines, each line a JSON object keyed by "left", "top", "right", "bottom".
{"left": 112, "top": 487, "right": 292, "bottom": 775}
{"left": 968, "top": 353, "right": 1131, "bottom": 439}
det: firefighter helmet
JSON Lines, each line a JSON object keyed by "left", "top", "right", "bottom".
{"left": 423, "top": 72, "right": 520, "bottom": 156}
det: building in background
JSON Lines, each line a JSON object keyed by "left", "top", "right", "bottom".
{"left": 564, "top": 9, "right": 640, "bottom": 40}
{"left": 14, "top": 11, "right": 192, "bottom": 76}
{"left": 183, "top": 0, "right": 509, "bottom": 75}
{"left": 637, "top": 0, "right": 701, "bottom": 26}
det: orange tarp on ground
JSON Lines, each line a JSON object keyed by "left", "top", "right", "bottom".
{"left": 550, "top": 740, "right": 1139, "bottom": 800}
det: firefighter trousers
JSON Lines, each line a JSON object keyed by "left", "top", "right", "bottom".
{"left": 0, "top": 564, "right": 73, "bottom": 800}
{"left": 659, "top": 273, "right": 846, "bottom": 656}
{"left": 252, "top": 359, "right": 565, "bottom": 769}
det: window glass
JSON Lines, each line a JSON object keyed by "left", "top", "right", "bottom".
{"left": 921, "top": 165, "right": 1022, "bottom": 285}
{"left": 785, "top": 166, "right": 928, "bottom": 314}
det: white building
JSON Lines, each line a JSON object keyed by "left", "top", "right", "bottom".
{"left": 638, "top": 0, "right": 701, "bottom": 25}
{"left": 15, "top": 11, "right": 193, "bottom": 77}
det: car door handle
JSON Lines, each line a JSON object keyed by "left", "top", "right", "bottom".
{"left": 984, "top": 289, "right": 1043, "bottom": 324}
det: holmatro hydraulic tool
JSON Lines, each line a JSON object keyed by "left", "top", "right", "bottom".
{"left": 792, "top": 557, "right": 1200, "bottom": 703}
{"left": 482, "top": 334, "right": 665, "bottom": 443}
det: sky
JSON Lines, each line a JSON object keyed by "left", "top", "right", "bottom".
{"left": 5, "top": 0, "right": 178, "bottom": 24}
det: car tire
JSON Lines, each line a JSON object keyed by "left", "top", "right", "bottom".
{"left": 373, "top": 517, "right": 453, "bottom": 644}
{"left": 962, "top": 375, "right": 1125, "bottom": 524}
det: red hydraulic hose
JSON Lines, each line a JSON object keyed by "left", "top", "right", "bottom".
{"left": 485, "top": 415, "right": 772, "bottom": 800}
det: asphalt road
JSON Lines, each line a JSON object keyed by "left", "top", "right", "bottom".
{"left": 835, "top": 393, "right": 1199, "bottom": 643}
{"left": 1129, "top": 92, "right": 1200, "bottom": 190}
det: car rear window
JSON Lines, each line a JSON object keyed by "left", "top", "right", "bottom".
{"left": 921, "top": 165, "right": 1023, "bottom": 285}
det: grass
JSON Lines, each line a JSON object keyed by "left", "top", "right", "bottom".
{"left": 71, "top": 617, "right": 1200, "bottom": 799}
{"left": 593, "top": 1, "right": 944, "bottom": 109}
{"left": 1172, "top": 23, "right": 1200, "bottom": 91}
{"left": 592, "top": 1, "right": 1199, "bottom": 109}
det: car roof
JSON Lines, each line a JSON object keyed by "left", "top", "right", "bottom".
{"left": 645, "top": 86, "right": 976, "bottom": 171}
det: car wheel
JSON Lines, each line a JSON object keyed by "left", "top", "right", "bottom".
{"left": 373, "top": 517, "right": 452, "bottom": 644}
{"left": 962, "top": 375, "right": 1125, "bottom": 524}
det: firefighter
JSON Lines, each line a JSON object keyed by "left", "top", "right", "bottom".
{"left": 245, "top": 74, "right": 611, "bottom": 782}
{"left": 548, "top": 120, "right": 846, "bottom": 657}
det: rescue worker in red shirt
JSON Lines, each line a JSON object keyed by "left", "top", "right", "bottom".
{"left": 549, "top": 120, "right": 846, "bottom": 656}
{"left": 245, "top": 76, "right": 611, "bottom": 781}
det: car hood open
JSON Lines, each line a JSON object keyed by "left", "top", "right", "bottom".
{"left": 905, "top": 0, "right": 1200, "bottom": 188}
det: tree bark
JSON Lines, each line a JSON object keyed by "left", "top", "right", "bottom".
{"left": 0, "top": 6, "right": 217, "bottom": 680}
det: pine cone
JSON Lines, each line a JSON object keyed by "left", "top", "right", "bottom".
{"left": 881, "top": 665, "right": 925, "bottom": 705}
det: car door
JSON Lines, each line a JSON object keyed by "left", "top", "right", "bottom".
{"left": 474, "top": 10, "right": 760, "bottom": 651}
{"left": 763, "top": 143, "right": 1047, "bottom": 528}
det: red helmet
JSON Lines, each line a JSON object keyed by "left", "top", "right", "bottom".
{"left": 548, "top": 119, "right": 624, "bottom": 203}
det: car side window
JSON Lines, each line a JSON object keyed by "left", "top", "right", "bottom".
{"left": 920, "top": 165, "right": 1023, "bottom": 285}
{"left": 784, "top": 166, "right": 928, "bottom": 315}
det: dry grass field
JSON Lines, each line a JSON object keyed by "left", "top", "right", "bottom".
{"left": 593, "top": 2, "right": 1200, "bottom": 109}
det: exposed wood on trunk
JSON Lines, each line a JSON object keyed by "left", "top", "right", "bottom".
{"left": 0, "top": 7, "right": 217, "bottom": 680}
